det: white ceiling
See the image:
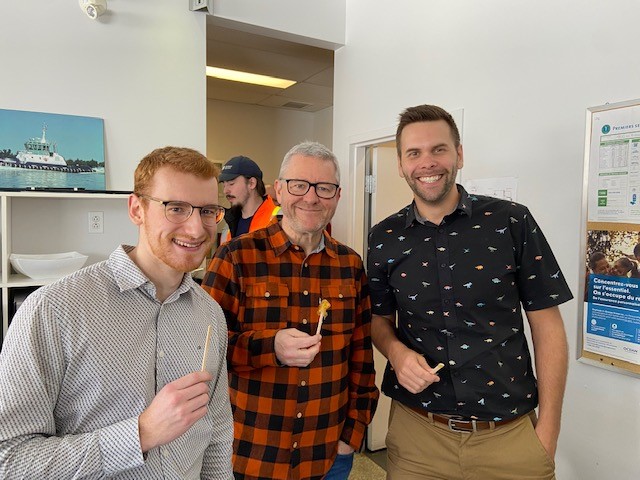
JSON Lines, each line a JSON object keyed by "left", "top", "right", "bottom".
{"left": 206, "top": 22, "right": 334, "bottom": 113}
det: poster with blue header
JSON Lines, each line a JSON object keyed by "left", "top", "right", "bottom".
{"left": 581, "top": 99, "right": 640, "bottom": 375}
{"left": 585, "top": 271, "right": 640, "bottom": 364}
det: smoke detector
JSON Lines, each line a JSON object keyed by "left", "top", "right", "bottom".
{"left": 79, "top": 0, "right": 107, "bottom": 20}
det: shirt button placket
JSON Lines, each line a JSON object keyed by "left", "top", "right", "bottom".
{"left": 293, "top": 373, "right": 308, "bottom": 454}
{"left": 156, "top": 308, "right": 166, "bottom": 392}
{"left": 299, "top": 285, "right": 312, "bottom": 334}
{"left": 435, "top": 225, "right": 461, "bottom": 371}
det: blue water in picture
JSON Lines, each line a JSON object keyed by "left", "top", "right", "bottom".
{"left": 0, "top": 167, "right": 106, "bottom": 190}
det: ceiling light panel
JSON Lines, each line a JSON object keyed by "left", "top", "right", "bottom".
{"left": 206, "top": 66, "right": 296, "bottom": 89}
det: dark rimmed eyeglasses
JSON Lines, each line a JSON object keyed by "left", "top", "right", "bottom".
{"left": 281, "top": 179, "right": 340, "bottom": 199}
{"left": 136, "top": 194, "right": 225, "bottom": 226}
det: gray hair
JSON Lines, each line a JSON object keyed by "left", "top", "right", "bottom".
{"left": 279, "top": 141, "right": 340, "bottom": 183}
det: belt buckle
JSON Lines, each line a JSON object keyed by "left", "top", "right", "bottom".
{"left": 447, "top": 418, "right": 476, "bottom": 432}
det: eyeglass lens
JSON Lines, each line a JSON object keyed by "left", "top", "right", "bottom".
{"left": 164, "top": 202, "right": 225, "bottom": 226}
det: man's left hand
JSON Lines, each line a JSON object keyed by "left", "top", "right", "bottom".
{"left": 336, "top": 440, "right": 354, "bottom": 455}
{"left": 534, "top": 423, "right": 558, "bottom": 459}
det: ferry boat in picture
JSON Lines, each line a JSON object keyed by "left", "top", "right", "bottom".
{"left": 0, "top": 125, "right": 92, "bottom": 173}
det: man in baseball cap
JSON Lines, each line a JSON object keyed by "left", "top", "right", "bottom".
{"left": 220, "top": 155, "right": 278, "bottom": 241}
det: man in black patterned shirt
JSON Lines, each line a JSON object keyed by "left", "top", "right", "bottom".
{"left": 368, "top": 105, "right": 573, "bottom": 479}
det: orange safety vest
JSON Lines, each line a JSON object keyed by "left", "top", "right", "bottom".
{"left": 224, "top": 195, "right": 278, "bottom": 242}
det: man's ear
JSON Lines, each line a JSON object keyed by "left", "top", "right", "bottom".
{"left": 274, "top": 179, "right": 284, "bottom": 205}
{"left": 397, "top": 155, "right": 405, "bottom": 178}
{"left": 456, "top": 144, "right": 464, "bottom": 170}
{"left": 248, "top": 176, "right": 258, "bottom": 190}
{"left": 129, "top": 194, "right": 144, "bottom": 226}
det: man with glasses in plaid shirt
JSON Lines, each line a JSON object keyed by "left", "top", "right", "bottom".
{"left": 202, "top": 141, "right": 379, "bottom": 480}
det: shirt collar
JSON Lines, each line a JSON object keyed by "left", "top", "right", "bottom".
{"left": 406, "top": 184, "right": 473, "bottom": 227}
{"left": 266, "top": 219, "right": 338, "bottom": 259}
{"left": 109, "top": 245, "right": 195, "bottom": 300}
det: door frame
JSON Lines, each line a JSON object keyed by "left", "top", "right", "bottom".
{"left": 347, "top": 127, "right": 396, "bottom": 258}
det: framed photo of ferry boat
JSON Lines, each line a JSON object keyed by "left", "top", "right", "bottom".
{"left": 0, "top": 108, "right": 106, "bottom": 191}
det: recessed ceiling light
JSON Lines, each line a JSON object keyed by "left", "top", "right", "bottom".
{"left": 206, "top": 66, "right": 296, "bottom": 89}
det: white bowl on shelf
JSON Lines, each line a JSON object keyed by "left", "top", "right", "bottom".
{"left": 9, "top": 252, "right": 89, "bottom": 280}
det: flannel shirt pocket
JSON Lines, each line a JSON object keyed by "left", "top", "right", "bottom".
{"left": 319, "top": 285, "right": 357, "bottom": 350}
{"left": 245, "top": 282, "right": 290, "bottom": 329}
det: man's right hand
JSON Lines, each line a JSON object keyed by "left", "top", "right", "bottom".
{"left": 274, "top": 328, "right": 321, "bottom": 367}
{"left": 388, "top": 343, "right": 440, "bottom": 394}
{"left": 138, "top": 370, "right": 212, "bottom": 453}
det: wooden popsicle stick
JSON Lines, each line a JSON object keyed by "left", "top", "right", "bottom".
{"left": 431, "top": 362, "right": 445, "bottom": 374}
{"left": 316, "top": 314, "right": 324, "bottom": 336}
{"left": 200, "top": 325, "right": 212, "bottom": 371}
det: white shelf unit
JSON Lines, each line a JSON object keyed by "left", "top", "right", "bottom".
{"left": 1, "top": 191, "right": 137, "bottom": 342}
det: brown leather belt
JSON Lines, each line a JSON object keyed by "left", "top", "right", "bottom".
{"left": 407, "top": 405, "right": 519, "bottom": 433}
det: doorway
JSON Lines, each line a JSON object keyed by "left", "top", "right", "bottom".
{"left": 354, "top": 109, "right": 464, "bottom": 451}
{"left": 357, "top": 138, "right": 414, "bottom": 451}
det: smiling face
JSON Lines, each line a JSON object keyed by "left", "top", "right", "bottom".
{"left": 275, "top": 154, "right": 340, "bottom": 239}
{"left": 611, "top": 259, "right": 631, "bottom": 276}
{"left": 398, "top": 120, "right": 463, "bottom": 212}
{"left": 592, "top": 257, "right": 610, "bottom": 275}
{"left": 131, "top": 166, "right": 218, "bottom": 275}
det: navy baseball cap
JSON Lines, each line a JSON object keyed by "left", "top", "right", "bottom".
{"left": 219, "top": 155, "right": 263, "bottom": 182}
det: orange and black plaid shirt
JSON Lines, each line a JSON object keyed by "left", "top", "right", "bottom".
{"left": 202, "top": 221, "right": 379, "bottom": 480}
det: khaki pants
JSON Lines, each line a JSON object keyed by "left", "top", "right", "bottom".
{"left": 385, "top": 401, "right": 556, "bottom": 480}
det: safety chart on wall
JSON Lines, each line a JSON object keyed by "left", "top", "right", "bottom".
{"left": 588, "top": 104, "right": 640, "bottom": 223}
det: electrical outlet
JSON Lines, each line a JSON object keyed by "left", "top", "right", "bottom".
{"left": 88, "top": 211, "right": 104, "bottom": 234}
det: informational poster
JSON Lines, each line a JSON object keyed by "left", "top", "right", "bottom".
{"left": 580, "top": 99, "right": 640, "bottom": 376}
{"left": 584, "top": 229, "right": 640, "bottom": 365}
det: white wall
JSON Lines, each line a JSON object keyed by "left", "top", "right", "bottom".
{"left": 8, "top": 0, "right": 634, "bottom": 476}
{"left": 312, "top": 107, "right": 335, "bottom": 153}
{"left": 207, "top": 100, "right": 332, "bottom": 184}
{"left": 0, "top": 1, "right": 207, "bottom": 191}
{"left": 209, "top": 0, "right": 345, "bottom": 49}
{"left": 333, "top": 1, "right": 640, "bottom": 478}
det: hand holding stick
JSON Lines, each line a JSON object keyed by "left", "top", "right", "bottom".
{"left": 200, "top": 325, "right": 212, "bottom": 371}
{"left": 431, "top": 362, "right": 445, "bottom": 374}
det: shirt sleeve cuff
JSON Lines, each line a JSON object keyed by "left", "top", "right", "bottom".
{"left": 98, "top": 417, "right": 145, "bottom": 476}
{"left": 341, "top": 418, "right": 366, "bottom": 452}
{"left": 249, "top": 329, "right": 281, "bottom": 368}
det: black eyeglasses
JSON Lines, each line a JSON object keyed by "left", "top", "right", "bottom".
{"left": 281, "top": 179, "right": 340, "bottom": 199}
{"left": 136, "top": 194, "right": 225, "bottom": 226}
